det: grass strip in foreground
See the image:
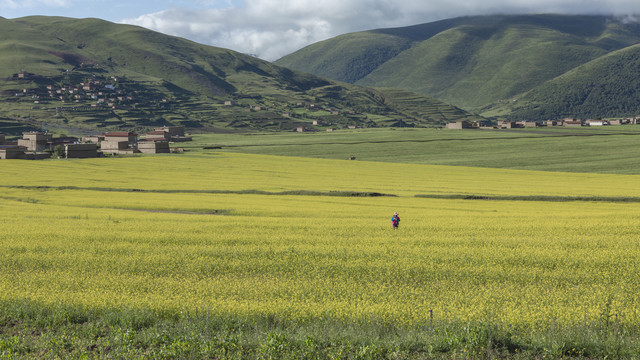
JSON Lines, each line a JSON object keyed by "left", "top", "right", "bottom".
{"left": 1, "top": 300, "right": 639, "bottom": 359}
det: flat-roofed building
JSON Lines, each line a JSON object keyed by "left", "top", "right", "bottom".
{"left": 154, "top": 126, "right": 184, "bottom": 137}
{"left": 81, "top": 135, "right": 104, "bottom": 144}
{"left": 104, "top": 131, "right": 137, "bottom": 146}
{"left": 145, "top": 130, "right": 171, "bottom": 141}
{"left": 18, "top": 132, "right": 53, "bottom": 152}
{"left": 445, "top": 121, "right": 472, "bottom": 129}
{"left": 138, "top": 140, "right": 170, "bottom": 154}
{"left": 0, "top": 145, "right": 27, "bottom": 159}
{"left": 65, "top": 143, "right": 98, "bottom": 158}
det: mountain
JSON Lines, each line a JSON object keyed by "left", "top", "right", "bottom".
{"left": 482, "top": 43, "right": 640, "bottom": 119}
{"left": 275, "top": 14, "right": 640, "bottom": 119}
{"left": 0, "top": 16, "right": 482, "bottom": 135}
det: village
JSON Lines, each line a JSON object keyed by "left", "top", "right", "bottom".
{"left": 0, "top": 126, "right": 191, "bottom": 160}
{"left": 445, "top": 117, "right": 640, "bottom": 129}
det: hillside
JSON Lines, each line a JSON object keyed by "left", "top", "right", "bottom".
{"left": 0, "top": 16, "right": 482, "bottom": 135}
{"left": 483, "top": 44, "right": 640, "bottom": 119}
{"left": 275, "top": 14, "right": 640, "bottom": 118}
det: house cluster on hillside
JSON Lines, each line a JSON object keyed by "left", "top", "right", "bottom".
{"left": 12, "top": 72, "right": 137, "bottom": 108}
{"left": 0, "top": 126, "right": 190, "bottom": 160}
{"left": 446, "top": 117, "right": 640, "bottom": 129}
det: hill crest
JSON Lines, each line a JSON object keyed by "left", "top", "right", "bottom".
{"left": 275, "top": 14, "right": 640, "bottom": 119}
{"left": 0, "top": 16, "right": 483, "bottom": 135}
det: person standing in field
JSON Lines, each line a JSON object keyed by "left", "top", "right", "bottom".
{"left": 391, "top": 212, "right": 400, "bottom": 230}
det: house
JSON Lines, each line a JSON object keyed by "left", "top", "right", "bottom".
{"left": 81, "top": 135, "right": 105, "bottom": 144}
{"left": 609, "top": 120, "right": 622, "bottom": 125}
{"left": 586, "top": 119, "right": 606, "bottom": 126}
{"left": 137, "top": 141, "right": 170, "bottom": 154}
{"left": 445, "top": 121, "right": 472, "bottom": 129}
{"left": 17, "top": 132, "right": 53, "bottom": 152}
{"left": 65, "top": 143, "right": 98, "bottom": 158}
{"left": 100, "top": 140, "right": 129, "bottom": 155}
{"left": 516, "top": 121, "right": 540, "bottom": 128}
{"left": 224, "top": 100, "right": 237, "bottom": 106}
{"left": 498, "top": 120, "right": 517, "bottom": 129}
{"left": 104, "top": 131, "right": 137, "bottom": 146}
{"left": 153, "top": 126, "right": 191, "bottom": 142}
{"left": 154, "top": 126, "right": 184, "bottom": 137}
{"left": 145, "top": 130, "right": 171, "bottom": 141}
{"left": 296, "top": 126, "right": 305, "bottom": 133}
{"left": 564, "top": 119, "right": 583, "bottom": 127}
{"left": 0, "top": 145, "right": 27, "bottom": 159}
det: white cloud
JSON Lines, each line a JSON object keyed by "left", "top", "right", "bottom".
{"left": 121, "top": 0, "right": 640, "bottom": 61}
{"left": 1, "top": 0, "right": 71, "bottom": 9}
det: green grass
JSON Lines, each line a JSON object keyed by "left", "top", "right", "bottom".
{"left": 184, "top": 126, "right": 640, "bottom": 174}
{"left": 2, "top": 299, "right": 639, "bottom": 359}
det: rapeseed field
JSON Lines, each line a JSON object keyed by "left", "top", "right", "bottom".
{"left": 1, "top": 153, "right": 639, "bottom": 358}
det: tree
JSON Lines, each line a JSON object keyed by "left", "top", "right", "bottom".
{"left": 53, "top": 145, "right": 65, "bottom": 158}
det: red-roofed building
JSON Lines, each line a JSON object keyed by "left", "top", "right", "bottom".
{"left": 104, "top": 132, "right": 137, "bottom": 145}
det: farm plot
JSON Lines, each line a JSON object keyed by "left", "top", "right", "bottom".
{"left": 1, "top": 154, "right": 640, "bottom": 331}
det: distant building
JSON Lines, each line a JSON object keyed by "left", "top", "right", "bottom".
{"left": 445, "top": 121, "right": 472, "bottom": 129}
{"left": 498, "top": 120, "right": 517, "bottom": 129}
{"left": 65, "top": 143, "right": 98, "bottom": 158}
{"left": 517, "top": 121, "right": 541, "bottom": 128}
{"left": 104, "top": 132, "right": 137, "bottom": 146}
{"left": 100, "top": 140, "right": 129, "bottom": 155}
{"left": 151, "top": 126, "right": 191, "bottom": 142}
{"left": 564, "top": 119, "right": 583, "bottom": 127}
{"left": 138, "top": 141, "right": 170, "bottom": 154}
{"left": 0, "top": 145, "right": 27, "bottom": 159}
{"left": 17, "top": 132, "right": 53, "bottom": 152}
{"left": 145, "top": 130, "right": 171, "bottom": 141}
{"left": 81, "top": 135, "right": 105, "bottom": 144}
{"left": 586, "top": 119, "right": 606, "bottom": 126}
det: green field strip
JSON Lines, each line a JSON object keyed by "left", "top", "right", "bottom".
{"left": 0, "top": 185, "right": 397, "bottom": 198}
{"left": 415, "top": 194, "right": 640, "bottom": 202}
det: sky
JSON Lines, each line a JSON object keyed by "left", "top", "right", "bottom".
{"left": 2, "top": 0, "right": 640, "bottom": 61}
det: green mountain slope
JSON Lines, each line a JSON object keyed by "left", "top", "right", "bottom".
{"left": 0, "top": 16, "right": 480, "bottom": 134}
{"left": 484, "top": 44, "right": 640, "bottom": 119}
{"left": 275, "top": 14, "right": 640, "bottom": 114}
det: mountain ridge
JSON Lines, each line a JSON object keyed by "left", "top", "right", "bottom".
{"left": 275, "top": 14, "right": 640, "bottom": 119}
{"left": 0, "top": 16, "right": 483, "bottom": 135}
